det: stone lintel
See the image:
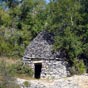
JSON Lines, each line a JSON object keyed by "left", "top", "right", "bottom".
{"left": 33, "top": 60, "right": 43, "bottom": 63}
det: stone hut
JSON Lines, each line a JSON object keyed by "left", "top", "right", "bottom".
{"left": 23, "top": 31, "right": 68, "bottom": 79}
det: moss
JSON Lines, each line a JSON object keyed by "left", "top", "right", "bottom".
{"left": 23, "top": 81, "right": 31, "bottom": 87}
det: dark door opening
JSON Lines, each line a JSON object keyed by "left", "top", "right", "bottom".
{"left": 34, "top": 63, "right": 42, "bottom": 79}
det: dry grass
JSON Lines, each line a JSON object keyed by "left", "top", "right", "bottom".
{"left": 0, "top": 57, "right": 34, "bottom": 80}
{"left": 15, "top": 74, "right": 34, "bottom": 80}
{"left": 0, "top": 57, "right": 21, "bottom": 65}
{"left": 0, "top": 57, "right": 88, "bottom": 88}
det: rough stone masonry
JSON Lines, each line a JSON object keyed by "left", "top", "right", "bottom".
{"left": 23, "top": 31, "right": 68, "bottom": 79}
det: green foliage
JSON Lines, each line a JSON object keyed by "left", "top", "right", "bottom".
{"left": 0, "top": 60, "right": 20, "bottom": 88}
{"left": 49, "top": 0, "right": 87, "bottom": 74}
{"left": 8, "top": 61, "right": 33, "bottom": 77}
{"left": 0, "top": 0, "right": 88, "bottom": 75}
{"left": 83, "top": 43, "right": 88, "bottom": 57}
{"left": 0, "top": 0, "right": 47, "bottom": 57}
{"left": 70, "top": 59, "right": 86, "bottom": 75}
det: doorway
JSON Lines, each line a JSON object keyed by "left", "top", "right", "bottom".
{"left": 34, "top": 63, "right": 42, "bottom": 79}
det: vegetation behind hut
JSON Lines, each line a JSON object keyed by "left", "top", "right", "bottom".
{"left": 0, "top": 0, "right": 88, "bottom": 75}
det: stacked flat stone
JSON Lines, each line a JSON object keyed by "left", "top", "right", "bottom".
{"left": 23, "top": 30, "right": 68, "bottom": 79}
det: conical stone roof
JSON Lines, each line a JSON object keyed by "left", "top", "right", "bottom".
{"left": 23, "top": 31, "right": 61, "bottom": 60}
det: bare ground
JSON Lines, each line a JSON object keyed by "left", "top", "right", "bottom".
{"left": 17, "top": 74, "right": 88, "bottom": 88}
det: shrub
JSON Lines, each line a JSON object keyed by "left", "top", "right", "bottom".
{"left": 0, "top": 60, "right": 20, "bottom": 88}
{"left": 70, "top": 59, "right": 86, "bottom": 75}
{"left": 8, "top": 61, "right": 33, "bottom": 77}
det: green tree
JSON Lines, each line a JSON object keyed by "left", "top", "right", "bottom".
{"left": 0, "top": 0, "right": 47, "bottom": 57}
{"left": 47, "top": 0, "right": 86, "bottom": 74}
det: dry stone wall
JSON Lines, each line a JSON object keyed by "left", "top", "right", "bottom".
{"left": 41, "top": 60, "right": 67, "bottom": 79}
{"left": 28, "top": 60, "right": 68, "bottom": 79}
